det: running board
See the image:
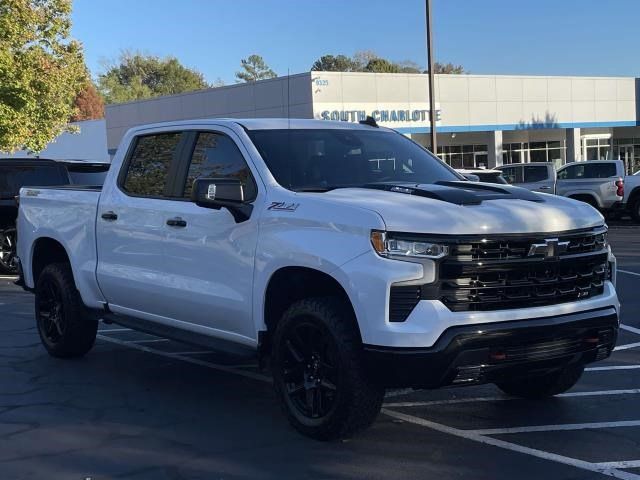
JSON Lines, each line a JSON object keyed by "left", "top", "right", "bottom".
{"left": 98, "top": 311, "right": 258, "bottom": 359}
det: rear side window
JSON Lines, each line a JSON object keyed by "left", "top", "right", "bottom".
{"left": 183, "top": 132, "right": 256, "bottom": 200}
{"left": 122, "top": 133, "right": 182, "bottom": 197}
{"left": 523, "top": 165, "right": 549, "bottom": 183}
{"left": 558, "top": 162, "right": 617, "bottom": 180}
{"left": 500, "top": 166, "right": 523, "bottom": 184}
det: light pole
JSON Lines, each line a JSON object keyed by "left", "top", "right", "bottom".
{"left": 425, "top": 0, "right": 437, "bottom": 153}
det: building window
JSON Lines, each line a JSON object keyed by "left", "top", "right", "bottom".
{"left": 437, "top": 144, "right": 488, "bottom": 169}
{"left": 582, "top": 137, "right": 611, "bottom": 161}
{"left": 503, "top": 141, "right": 564, "bottom": 168}
{"left": 612, "top": 138, "right": 640, "bottom": 175}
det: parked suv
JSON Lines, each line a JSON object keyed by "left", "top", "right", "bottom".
{"left": 0, "top": 159, "right": 70, "bottom": 274}
{"left": 17, "top": 119, "right": 619, "bottom": 440}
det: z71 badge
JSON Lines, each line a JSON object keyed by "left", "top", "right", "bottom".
{"left": 267, "top": 201, "right": 299, "bottom": 212}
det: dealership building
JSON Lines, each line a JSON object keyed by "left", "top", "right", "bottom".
{"left": 105, "top": 72, "right": 640, "bottom": 174}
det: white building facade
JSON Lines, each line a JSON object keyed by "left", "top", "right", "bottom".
{"left": 105, "top": 72, "right": 640, "bottom": 174}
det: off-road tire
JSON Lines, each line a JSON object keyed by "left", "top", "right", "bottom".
{"left": 35, "top": 263, "right": 98, "bottom": 358}
{"left": 495, "top": 364, "right": 585, "bottom": 398}
{"left": 272, "top": 297, "right": 384, "bottom": 440}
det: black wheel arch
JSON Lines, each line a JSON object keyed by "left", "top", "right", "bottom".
{"left": 261, "top": 267, "right": 361, "bottom": 360}
{"left": 32, "top": 237, "right": 72, "bottom": 286}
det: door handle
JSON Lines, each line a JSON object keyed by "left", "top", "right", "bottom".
{"left": 101, "top": 211, "right": 118, "bottom": 221}
{"left": 539, "top": 186, "right": 552, "bottom": 190}
{"left": 166, "top": 217, "right": 187, "bottom": 227}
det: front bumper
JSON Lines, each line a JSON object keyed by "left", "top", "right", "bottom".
{"left": 363, "top": 306, "right": 618, "bottom": 389}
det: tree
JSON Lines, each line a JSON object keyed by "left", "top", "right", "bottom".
{"left": 98, "top": 52, "right": 209, "bottom": 104}
{"left": 71, "top": 81, "right": 104, "bottom": 121}
{"left": 235, "top": 54, "right": 277, "bottom": 82}
{"left": 364, "top": 58, "right": 401, "bottom": 73}
{"left": 352, "top": 50, "right": 378, "bottom": 71}
{"left": 311, "top": 54, "right": 358, "bottom": 72}
{"left": 432, "top": 62, "right": 466, "bottom": 74}
{"left": 0, "top": 0, "right": 87, "bottom": 153}
{"left": 396, "top": 60, "right": 422, "bottom": 74}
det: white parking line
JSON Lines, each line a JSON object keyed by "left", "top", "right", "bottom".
{"left": 471, "top": 419, "right": 640, "bottom": 436}
{"left": 621, "top": 324, "right": 640, "bottom": 336}
{"left": 595, "top": 461, "right": 640, "bottom": 469}
{"left": 383, "top": 388, "right": 640, "bottom": 408}
{"left": 382, "top": 409, "right": 640, "bottom": 480}
{"left": 96, "top": 334, "right": 270, "bottom": 383}
{"left": 128, "top": 338, "right": 170, "bottom": 344}
{"left": 586, "top": 364, "right": 640, "bottom": 371}
{"left": 615, "top": 341, "right": 640, "bottom": 351}
{"left": 619, "top": 269, "right": 640, "bottom": 278}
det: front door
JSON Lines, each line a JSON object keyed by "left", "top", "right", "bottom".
{"left": 157, "top": 129, "right": 261, "bottom": 342}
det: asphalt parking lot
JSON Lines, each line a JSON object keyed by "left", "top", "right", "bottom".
{"left": 1, "top": 226, "right": 640, "bottom": 480}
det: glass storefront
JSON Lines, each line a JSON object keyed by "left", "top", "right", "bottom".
{"left": 502, "top": 141, "right": 565, "bottom": 168}
{"left": 582, "top": 137, "right": 611, "bottom": 160}
{"left": 437, "top": 144, "right": 488, "bottom": 169}
{"left": 612, "top": 139, "right": 640, "bottom": 175}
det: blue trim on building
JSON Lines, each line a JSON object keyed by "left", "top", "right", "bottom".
{"left": 395, "top": 120, "right": 640, "bottom": 134}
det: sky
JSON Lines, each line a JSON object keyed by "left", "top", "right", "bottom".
{"left": 72, "top": 0, "right": 640, "bottom": 85}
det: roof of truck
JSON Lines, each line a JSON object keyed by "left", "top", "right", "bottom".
{"left": 127, "top": 118, "right": 391, "bottom": 134}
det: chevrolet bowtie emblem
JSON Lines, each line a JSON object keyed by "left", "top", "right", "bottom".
{"left": 528, "top": 238, "right": 570, "bottom": 258}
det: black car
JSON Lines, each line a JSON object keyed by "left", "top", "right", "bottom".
{"left": 0, "top": 159, "right": 73, "bottom": 274}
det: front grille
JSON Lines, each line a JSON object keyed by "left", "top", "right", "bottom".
{"left": 420, "top": 227, "right": 609, "bottom": 312}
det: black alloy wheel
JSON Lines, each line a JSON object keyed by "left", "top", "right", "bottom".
{"left": 37, "top": 276, "right": 67, "bottom": 345}
{"left": 0, "top": 228, "right": 18, "bottom": 275}
{"left": 281, "top": 320, "right": 339, "bottom": 420}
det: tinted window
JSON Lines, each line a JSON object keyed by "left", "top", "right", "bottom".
{"left": 0, "top": 165, "right": 69, "bottom": 198}
{"left": 476, "top": 171, "right": 508, "bottom": 184}
{"left": 523, "top": 165, "right": 550, "bottom": 183}
{"left": 247, "top": 129, "right": 460, "bottom": 191}
{"left": 183, "top": 132, "right": 256, "bottom": 199}
{"left": 500, "top": 166, "right": 523, "bottom": 184}
{"left": 558, "top": 162, "right": 617, "bottom": 180}
{"left": 123, "top": 133, "right": 181, "bottom": 197}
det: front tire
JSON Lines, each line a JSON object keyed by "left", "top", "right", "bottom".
{"left": 272, "top": 297, "right": 384, "bottom": 440}
{"left": 35, "top": 263, "right": 98, "bottom": 358}
{"left": 495, "top": 364, "right": 584, "bottom": 398}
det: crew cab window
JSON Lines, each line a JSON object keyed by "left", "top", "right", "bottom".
{"left": 500, "top": 166, "right": 522, "bottom": 184}
{"left": 122, "top": 133, "right": 182, "bottom": 197}
{"left": 183, "top": 132, "right": 257, "bottom": 200}
{"left": 523, "top": 165, "right": 549, "bottom": 183}
{"left": 558, "top": 162, "right": 617, "bottom": 180}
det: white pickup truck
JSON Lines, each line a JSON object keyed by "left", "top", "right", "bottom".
{"left": 17, "top": 119, "right": 620, "bottom": 440}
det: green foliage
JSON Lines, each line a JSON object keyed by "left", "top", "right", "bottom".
{"left": 311, "top": 54, "right": 359, "bottom": 72}
{"left": 98, "top": 52, "right": 209, "bottom": 104}
{"left": 235, "top": 54, "right": 277, "bottom": 83}
{"left": 310, "top": 50, "right": 466, "bottom": 75}
{"left": 0, "top": 0, "right": 88, "bottom": 153}
{"left": 364, "top": 58, "right": 400, "bottom": 73}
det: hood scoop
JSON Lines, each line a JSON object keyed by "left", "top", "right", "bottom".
{"left": 362, "top": 181, "right": 544, "bottom": 206}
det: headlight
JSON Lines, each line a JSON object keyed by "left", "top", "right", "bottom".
{"left": 371, "top": 231, "right": 449, "bottom": 259}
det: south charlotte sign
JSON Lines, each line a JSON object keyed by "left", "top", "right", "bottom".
{"left": 319, "top": 107, "right": 442, "bottom": 125}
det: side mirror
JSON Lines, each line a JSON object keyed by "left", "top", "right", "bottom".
{"left": 191, "top": 178, "right": 253, "bottom": 223}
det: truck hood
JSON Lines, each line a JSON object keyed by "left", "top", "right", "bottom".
{"left": 316, "top": 183, "right": 604, "bottom": 235}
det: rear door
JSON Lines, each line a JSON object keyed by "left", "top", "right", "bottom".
{"left": 96, "top": 131, "right": 188, "bottom": 316}
{"left": 522, "top": 164, "right": 555, "bottom": 193}
{"left": 498, "top": 165, "right": 523, "bottom": 186}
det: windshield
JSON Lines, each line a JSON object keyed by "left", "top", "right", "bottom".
{"left": 247, "top": 129, "right": 461, "bottom": 191}
{"left": 0, "top": 165, "right": 70, "bottom": 198}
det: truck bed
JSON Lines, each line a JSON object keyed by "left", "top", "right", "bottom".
{"left": 17, "top": 186, "right": 104, "bottom": 308}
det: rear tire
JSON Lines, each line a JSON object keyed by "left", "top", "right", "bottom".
{"left": 272, "top": 297, "right": 384, "bottom": 440}
{"left": 495, "top": 364, "right": 584, "bottom": 398}
{"left": 35, "top": 263, "right": 98, "bottom": 358}
{"left": 631, "top": 197, "right": 640, "bottom": 223}
{"left": 0, "top": 228, "right": 18, "bottom": 275}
